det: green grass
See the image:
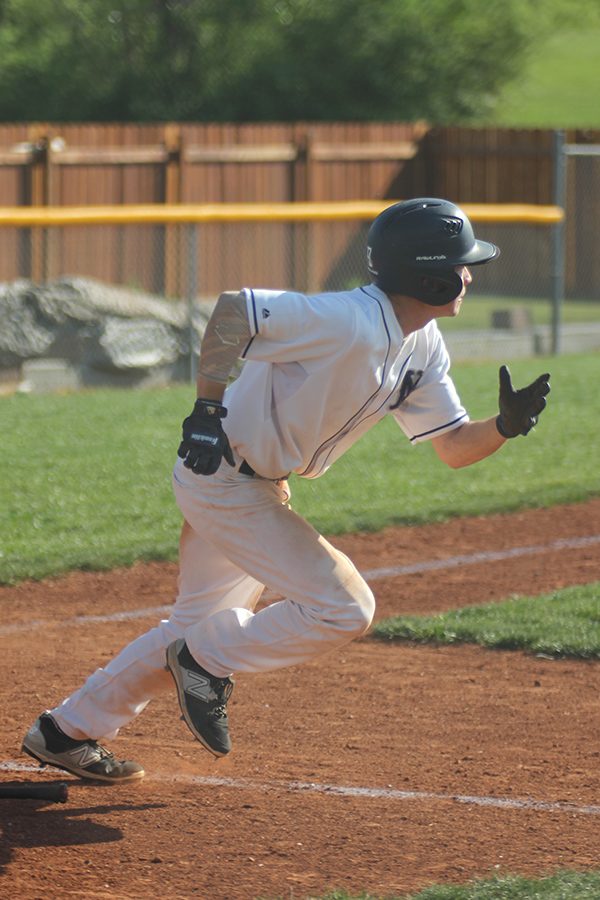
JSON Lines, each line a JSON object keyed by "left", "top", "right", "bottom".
{"left": 1, "top": 385, "right": 186, "bottom": 583}
{"left": 489, "top": 26, "right": 600, "bottom": 128}
{"left": 373, "top": 583, "right": 600, "bottom": 659}
{"left": 313, "top": 869, "right": 600, "bottom": 898}
{"left": 2, "top": 352, "right": 600, "bottom": 584}
{"left": 437, "top": 295, "right": 600, "bottom": 333}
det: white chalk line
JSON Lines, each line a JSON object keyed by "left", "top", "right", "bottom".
{"left": 1, "top": 533, "right": 598, "bottom": 637}
{"left": 0, "top": 605, "right": 173, "bottom": 637}
{"left": 2, "top": 760, "right": 599, "bottom": 816}
{"left": 362, "top": 533, "right": 600, "bottom": 580}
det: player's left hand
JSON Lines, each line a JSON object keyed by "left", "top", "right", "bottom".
{"left": 178, "top": 399, "right": 235, "bottom": 475}
{"left": 496, "top": 365, "right": 551, "bottom": 438}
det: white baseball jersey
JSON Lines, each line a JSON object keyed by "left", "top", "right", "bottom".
{"left": 223, "top": 284, "right": 468, "bottom": 479}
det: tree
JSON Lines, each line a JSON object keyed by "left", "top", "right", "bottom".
{"left": 0, "top": 0, "right": 595, "bottom": 122}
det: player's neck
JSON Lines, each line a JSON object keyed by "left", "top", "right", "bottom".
{"left": 387, "top": 293, "right": 436, "bottom": 336}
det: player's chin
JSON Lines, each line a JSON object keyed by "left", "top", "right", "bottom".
{"left": 439, "top": 296, "right": 464, "bottom": 317}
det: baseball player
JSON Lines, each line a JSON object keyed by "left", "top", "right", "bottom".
{"left": 22, "top": 198, "right": 550, "bottom": 781}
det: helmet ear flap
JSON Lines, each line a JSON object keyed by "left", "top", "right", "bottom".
{"left": 418, "top": 271, "right": 463, "bottom": 306}
{"left": 376, "top": 266, "right": 463, "bottom": 306}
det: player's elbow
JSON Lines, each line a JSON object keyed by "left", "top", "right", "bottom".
{"left": 431, "top": 425, "right": 471, "bottom": 468}
{"left": 434, "top": 446, "right": 467, "bottom": 468}
{"left": 443, "top": 455, "right": 471, "bottom": 470}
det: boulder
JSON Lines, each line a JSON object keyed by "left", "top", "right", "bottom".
{"left": 0, "top": 277, "right": 212, "bottom": 390}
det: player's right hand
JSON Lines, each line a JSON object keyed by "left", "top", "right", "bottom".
{"left": 178, "top": 398, "right": 235, "bottom": 475}
{"left": 496, "top": 365, "right": 551, "bottom": 438}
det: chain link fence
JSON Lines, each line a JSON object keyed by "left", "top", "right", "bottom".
{"left": 1, "top": 203, "right": 598, "bottom": 391}
{"left": 0, "top": 210, "right": 563, "bottom": 298}
{"left": 563, "top": 142, "right": 600, "bottom": 301}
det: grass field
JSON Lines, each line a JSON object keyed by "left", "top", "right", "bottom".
{"left": 437, "top": 295, "right": 600, "bottom": 333}
{"left": 322, "top": 869, "right": 600, "bottom": 899}
{"left": 2, "top": 352, "right": 600, "bottom": 584}
{"left": 488, "top": 26, "right": 600, "bottom": 128}
{"left": 374, "top": 583, "right": 600, "bottom": 659}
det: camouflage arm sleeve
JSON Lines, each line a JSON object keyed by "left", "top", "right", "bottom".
{"left": 197, "top": 291, "right": 252, "bottom": 384}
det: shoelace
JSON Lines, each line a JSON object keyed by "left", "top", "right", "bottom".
{"left": 209, "top": 679, "right": 233, "bottom": 718}
{"left": 88, "top": 739, "right": 116, "bottom": 761}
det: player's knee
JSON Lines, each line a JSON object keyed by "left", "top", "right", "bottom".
{"left": 158, "top": 617, "right": 187, "bottom": 645}
{"left": 351, "top": 583, "right": 376, "bottom": 635}
{"left": 330, "top": 577, "right": 375, "bottom": 637}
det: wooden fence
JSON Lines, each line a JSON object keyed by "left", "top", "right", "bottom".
{"left": 0, "top": 122, "right": 598, "bottom": 296}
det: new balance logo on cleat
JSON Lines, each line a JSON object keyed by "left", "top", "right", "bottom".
{"left": 181, "top": 670, "right": 220, "bottom": 703}
{"left": 64, "top": 743, "right": 106, "bottom": 768}
{"left": 21, "top": 712, "right": 145, "bottom": 783}
{"left": 166, "top": 639, "right": 233, "bottom": 757}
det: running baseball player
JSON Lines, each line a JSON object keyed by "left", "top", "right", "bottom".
{"left": 22, "top": 198, "right": 550, "bottom": 781}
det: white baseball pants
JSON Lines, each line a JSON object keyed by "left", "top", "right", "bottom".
{"left": 52, "top": 457, "right": 375, "bottom": 741}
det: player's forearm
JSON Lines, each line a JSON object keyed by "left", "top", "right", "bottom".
{"left": 196, "top": 375, "right": 227, "bottom": 402}
{"left": 432, "top": 417, "right": 506, "bottom": 469}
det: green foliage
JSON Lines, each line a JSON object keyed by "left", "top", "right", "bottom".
{"left": 0, "top": 0, "right": 593, "bottom": 122}
{"left": 373, "top": 583, "right": 600, "bottom": 658}
{"left": 1, "top": 352, "right": 599, "bottom": 584}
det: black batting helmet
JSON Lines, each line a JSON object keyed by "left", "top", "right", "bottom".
{"left": 367, "top": 198, "right": 500, "bottom": 306}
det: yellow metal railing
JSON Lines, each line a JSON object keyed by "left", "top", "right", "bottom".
{"left": 0, "top": 201, "right": 569, "bottom": 362}
{"left": 0, "top": 201, "right": 565, "bottom": 337}
{"left": 0, "top": 201, "right": 564, "bottom": 227}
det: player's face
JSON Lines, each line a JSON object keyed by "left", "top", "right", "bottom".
{"left": 437, "top": 265, "right": 472, "bottom": 317}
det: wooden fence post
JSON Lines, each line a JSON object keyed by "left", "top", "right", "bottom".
{"left": 28, "top": 124, "right": 50, "bottom": 282}
{"left": 163, "top": 123, "right": 182, "bottom": 297}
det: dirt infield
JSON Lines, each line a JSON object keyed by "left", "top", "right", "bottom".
{"left": 1, "top": 498, "right": 600, "bottom": 899}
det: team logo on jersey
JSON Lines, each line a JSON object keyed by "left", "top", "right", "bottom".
{"left": 389, "top": 368, "right": 424, "bottom": 410}
{"left": 262, "top": 308, "right": 271, "bottom": 319}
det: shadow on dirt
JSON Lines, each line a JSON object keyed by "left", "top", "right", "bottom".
{"left": 0, "top": 782, "right": 166, "bottom": 875}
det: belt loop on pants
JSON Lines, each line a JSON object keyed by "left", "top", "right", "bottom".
{"left": 239, "top": 459, "right": 256, "bottom": 477}
{"left": 239, "top": 459, "right": 291, "bottom": 483}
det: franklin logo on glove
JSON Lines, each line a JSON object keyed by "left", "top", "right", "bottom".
{"left": 178, "top": 398, "right": 235, "bottom": 475}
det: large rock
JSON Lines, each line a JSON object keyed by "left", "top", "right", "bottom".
{"left": 0, "top": 278, "right": 212, "bottom": 389}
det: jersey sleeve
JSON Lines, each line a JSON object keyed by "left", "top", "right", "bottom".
{"left": 241, "top": 287, "right": 354, "bottom": 363}
{"left": 391, "top": 325, "right": 469, "bottom": 443}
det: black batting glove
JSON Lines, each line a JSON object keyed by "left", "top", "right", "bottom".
{"left": 178, "top": 398, "right": 235, "bottom": 475}
{"left": 496, "top": 365, "right": 551, "bottom": 438}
